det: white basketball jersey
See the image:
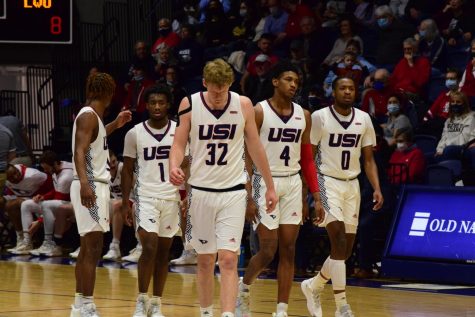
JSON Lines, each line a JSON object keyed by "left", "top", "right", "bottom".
{"left": 128, "top": 120, "right": 179, "bottom": 201}
{"left": 109, "top": 162, "right": 123, "bottom": 199}
{"left": 311, "top": 106, "right": 376, "bottom": 179}
{"left": 188, "top": 91, "right": 246, "bottom": 189}
{"left": 54, "top": 161, "right": 74, "bottom": 194}
{"left": 72, "top": 106, "right": 110, "bottom": 183}
{"left": 258, "top": 100, "right": 306, "bottom": 176}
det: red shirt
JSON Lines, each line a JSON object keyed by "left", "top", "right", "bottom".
{"left": 389, "top": 57, "right": 431, "bottom": 95}
{"left": 123, "top": 78, "right": 155, "bottom": 113}
{"left": 461, "top": 62, "right": 475, "bottom": 97}
{"left": 246, "top": 53, "right": 279, "bottom": 76}
{"left": 285, "top": 4, "right": 314, "bottom": 39}
{"left": 424, "top": 91, "right": 450, "bottom": 121}
{"left": 388, "top": 146, "right": 426, "bottom": 184}
{"left": 361, "top": 88, "right": 393, "bottom": 118}
{"left": 152, "top": 32, "right": 181, "bottom": 54}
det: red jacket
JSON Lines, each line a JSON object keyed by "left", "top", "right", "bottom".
{"left": 123, "top": 79, "right": 155, "bottom": 113}
{"left": 390, "top": 57, "right": 431, "bottom": 95}
{"left": 424, "top": 91, "right": 450, "bottom": 121}
{"left": 361, "top": 87, "right": 393, "bottom": 118}
{"left": 285, "top": 4, "right": 314, "bottom": 39}
{"left": 152, "top": 32, "right": 181, "bottom": 54}
{"left": 461, "top": 62, "right": 475, "bottom": 97}
{"left": 388, "top": 146, "right": 426, "bottom": 184}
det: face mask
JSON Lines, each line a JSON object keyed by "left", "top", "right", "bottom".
{"left": 450, "top": 104, "right": 463, "bottom": 114}
{"left": 269, "top": 7, "right": 281, "bottom": 17}
{"left": 418, "top": 30, "right": 426, "bottom": 38}
{"left": 377, "top": 18, "right": 390, "bottom": 29}
{"left": 159, "top": 27, "right": 170, "bottom": 37}
{"left": 239, "top": 9, "right": 247, "bottom": 17}
{"left": 373, "top": 81, "right": 385, "bottom": 91}
{"left": 445, "top": 79, "right": 458, "bottom": 90}
{"left": 133, "top": 74, "right": 144, "bottom": 81}
{"left": 396, "top": 142, "right": 408, "bottom": 151}
{"left": 387, "top": 103, "right": 400, "bottom": 114}
{"left": 166, "top": 80, "right": 175, "bottom": 86}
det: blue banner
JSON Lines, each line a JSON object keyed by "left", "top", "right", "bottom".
{"left": 388, "top": 187, "right": 475, "bottom": 263}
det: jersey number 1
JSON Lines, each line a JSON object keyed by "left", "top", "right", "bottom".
{"left": 341, "top": 151, "right": 350, "bottom": 170}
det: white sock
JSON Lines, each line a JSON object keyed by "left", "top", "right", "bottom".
{"left": 44, "top": 234, "right": 53, "bottom": 242}
{"left": 82, "top": 296, "right": 93, "bottom": 305}
{"left": 200, "top": 305, "right": 213, "bottom": 316}
{"left": 137, "top": 293, "right": 148, "bottom": 300}
{"left": 184, "top": 242, "right": 194, "bottom": 251}
{"left": 311, "top": 257, "right": 330, "bottom": 289}
{"left": 74, "top": 293, "right": 83, "bottom": 308}
{"left": 16, "top": 231, "right": 23, "bottom": 242}
{"left": 23, "top": 232, "right": 31, "bottom": 243}
{"left": 334, "top": 292, "right": 348, "bottom": 309}
{"left": 276, "top": 302, "right": 288, "bottom": 313}
{"left": 112, "top": 238, "right": 120, "bottom": 245}
{"left": 151, "top": 296, "right": 161, "bottom": 304}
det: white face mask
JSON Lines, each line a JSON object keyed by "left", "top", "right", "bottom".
{"left": 396, "top": 142, "right": 408, "bottom": 151}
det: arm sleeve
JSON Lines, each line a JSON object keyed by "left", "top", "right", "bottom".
{"left": 301, "top": 143, "right": 319, "bottom": 193}
{"left": 123, "top": 128, "right": 137, "bottom": 159}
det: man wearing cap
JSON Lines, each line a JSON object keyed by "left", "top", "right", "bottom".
{"left": 243, "top": 54, "right": 274, "bottom": 104}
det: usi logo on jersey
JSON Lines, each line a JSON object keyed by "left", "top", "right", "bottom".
{"left": 268, "top": 128, "right": 302, "bottom": 143}
{"left": 329, "top": 133, "right": 361, "bottom": 147}
{"left": 143, "top": 146, "right": 171, "bottom": 160}
{"left": 198, "top": 124, "right": 237, "bottom": 140}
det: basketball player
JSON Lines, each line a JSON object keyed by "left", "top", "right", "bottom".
{"left": 169, "top": 59, "right": 278, "bottom": 317}
{"left": 27, "top": 150, "right": 73, "bottom": 257}
{"left": 301, "top": 77, "right": 383, "bottom": 317}
{"left": 70, "top": 72, "right": 131, "bottom": 317}
{"left": 236, "top": 62, "right": 324, "bottom": 317}
{"left": 121, "top": 84, "right": 181, "bottom": 317}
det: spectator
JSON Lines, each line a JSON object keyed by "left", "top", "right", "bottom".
{"left": 263, "top": 0, "right": 289, "bottom": 40}
{"left": 421, "top": 68, "right": 461, "bottom": 137}
{"left": 388, "top": 127, "right": 426, "bottom": 184}
{"left": 435, "top": 91, "right": 475, "bottom": 165}
{"left": 321, "top": 1, "right": 341, "bottom": 28}
{"left": 125, "top": 41, "right": 157, "bottom": 86}
{"left": 324, "top": 52, "right": 367, "bottom": 96}
{"left": 162, "top": 66, "right": 187, "bottom": 119}
{"left": 382, "top": 95, "right": 413, "bottom": 146}
{"left": 389, "top": 38, "right": 431, "bottom": 96}
{"left": 202, "top": 0, "right": 232, "bottom": 47}
{"left": 323, "top": 16, "right": 364, "bottom": 65}
{"left": 252, "top": 1, "right": 270, "bottom": 42}
{"left": 404, "top": 0, "right": 445, "bottom": 26}
{"left": 151, "top": 18, "right": 181, "bottom": 55}
{"left": 374, "top": 5, "right": 416, "bottom": 68}
{"left": 240, "top": 33, "right": 279, "bottom": 93}
{"left": 353, "top": 0, "right": 375, "bottom": 27}
{"left": 435, "top": 0, "right": 475, "bottom": 47}
{"left": 0, "top": 114, "right": 33, "bottom": 167}
{"left": 416, "top": 19, "right": 448, "bottom": 72}
{"left": 346, "top": 39, "right": 376, "bottom": 74}
{"left": 199, "top": 0, "right": 231, "bottom": 23}
{"left": 154, "top": 44, "right": 177, "bottom": 82}
{"left": 243, "top": 54, "right": 274, "bottom": 104}
{"left": 175, "top": 24, "right": 204, "bottom": 79}
{"left": 296, "top": 16, "right": 334, "bottom": 67}
{"left": 460, "top": 40, "right": 475, "bottom": 101}
{"left": 231, "top": 1, "right": 261, "bottom": 41}
{"left": 122, "top": 65, "right": 156, "bottom": 124}
{"left": 282, "top": 0, "right": 314, "bottom": 40}
{"left": 390, "top": 0, "right": 410, "bottom": 18}
{"left": 362, "top": 69, "right": 394, "bottom": 123}
{"left": 171, "top": 3, "right": 199, "bottom": 33}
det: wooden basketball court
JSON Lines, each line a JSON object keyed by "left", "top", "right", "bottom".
{"left": 0, "top": 260, "right": 474, "bottom": 316}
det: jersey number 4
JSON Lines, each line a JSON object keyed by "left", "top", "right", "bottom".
{"left": 280, "top": 145, "right": 290, "bottom": 166}
{"left": 206, "top": 143, "right": 228, "bottom": 165}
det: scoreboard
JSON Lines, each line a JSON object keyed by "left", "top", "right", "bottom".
{"left": 0, "top": 0, "right": 72, "bottom": 44}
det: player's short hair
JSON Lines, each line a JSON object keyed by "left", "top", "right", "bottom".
{"left": 203, "top": 59, "right": 234, "bottom": 86}
{"left": 143, "top": 84, "right": 173, "bottom": 104}
{"left": 270, "top": 61, "right": 300, "bottom": 80}
{"left": 85, "top": 72, "right": 116, "bottom": 101}
{"left": 39, "top": 150, "right": 60, "bottom": 167}
{"left": 332, "top": 76, "right": 355, "bottom": 91}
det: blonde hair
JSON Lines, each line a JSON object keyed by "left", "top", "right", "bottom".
{"left": 449, "top": 91, "right": 470, "bottom": 120}
{"left": 203, "top": 59, "right": 234, "bottom": 86}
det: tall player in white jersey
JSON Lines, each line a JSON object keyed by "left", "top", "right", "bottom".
{"left": 236, "top": 62, "right": 324, "bottom": 317}
{"left": 301, "top": 77, "right": 384, "bottom": 317}
{"left": 169, "top": 59, "right": 278, "bottom": 317}
{"left": 121, "top": 85, "right": 182, "bottom": 317}
{"left": 70, "top": 72, "right": 131, "bottom": 317}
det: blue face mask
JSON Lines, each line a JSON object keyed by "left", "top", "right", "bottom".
{"left": 419, "top": 30, "right": 426, "bottom": 38}
{"left": 377, "top": 18, "right": 390, "bottom": 29}
{"left": 373, "top": 81, "right": 385, "bottom": 91}
{"left": 446, "top": 79, "right": 458, "bottom": 90}
{"left": 387, "top": 103, "right": 400, "bottom": 114}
